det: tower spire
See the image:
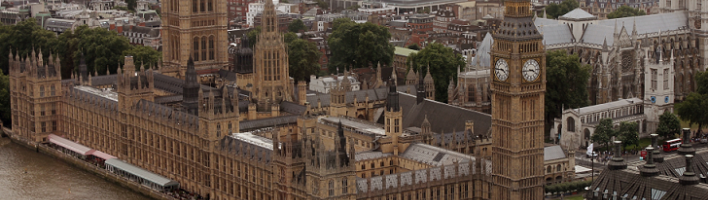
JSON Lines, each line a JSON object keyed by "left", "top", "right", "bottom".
{"left": 184, "top": 56, "right": 200, "bottom": 115}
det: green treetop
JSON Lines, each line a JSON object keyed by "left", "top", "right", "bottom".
{"left": 327, "top": 18, "right": 395, "bottom": 71}
{"left": 406, "top": 42, "right": 465, "bottom": 102}
{"left": 607, "top": 6, "right": 646, "bottom": 19}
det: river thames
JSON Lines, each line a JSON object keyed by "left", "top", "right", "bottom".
{"left": 0, "top": 137, "right": 150, "bottom": 200}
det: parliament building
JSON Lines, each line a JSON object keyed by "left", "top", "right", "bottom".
{"left": 6, "top": 0, "right": 567, "bottom": 199}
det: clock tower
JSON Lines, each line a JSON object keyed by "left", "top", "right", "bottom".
{"left": 490, "top": 0, "right": 545, "bottom": 199}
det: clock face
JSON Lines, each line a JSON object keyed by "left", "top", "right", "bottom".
{"left": 494, "top": 59, "right": 509, "bottom": 81}
{"left": 522, "top": 59, "right": 540, "bottom": 82}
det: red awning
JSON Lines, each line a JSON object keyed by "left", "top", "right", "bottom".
{"left": 48, "top": 134, "right": 94, "bottom": 156}
{"left": 90, "top": 150, "right": 117, "bottom": 160}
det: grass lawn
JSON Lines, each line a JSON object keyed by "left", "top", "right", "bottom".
{"left": 679, "top": 118, "right": 701, "bottom": 132}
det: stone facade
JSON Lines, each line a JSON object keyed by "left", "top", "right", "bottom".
{"left": 160, "top": 0, "right": 229, "bottom": 78}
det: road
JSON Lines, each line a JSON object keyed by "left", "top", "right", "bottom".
{"left": 574, "top": 142, "right": 708, "bottom": 173}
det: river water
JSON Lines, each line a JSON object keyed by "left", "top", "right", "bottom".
{"left": 0, "top": 137, "right": 151, "bottom": 200}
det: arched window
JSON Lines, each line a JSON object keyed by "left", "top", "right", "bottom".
{"left": 201, "top": 36, "right": 207, "bottom": 61}
{"left": 380, "top": 162, "right": 384, "bottom": 167}
{"left": 361, "top": 164, "right": 365, "bottom": 170}
{"left": 557, "top": 164, "right": 562, "bottom": 172}
{"left": 547, "top": 166, "right": 551, "bottom": 173}
{"left": 566, "top": 117, "right": 575, "bottom": 132}
{"left": 200, "top": 0, "right": 205, "bottom": 12}
{"left": 370, "top": 163, "right": 374, "bottom": 169}
{"left": 39, "top": 86, "right": 45, "bottom": 97}
{"left": 50, "top": 84, "right": 55, "bottom": 96}
{"left": 193, "top": 37, "right": 199, "bottom": 61}
{"left": 342, "top": 178, "right": 348, "bottom": 194}
{"left": 207, "top": 0, "right": 213, "bottom": 11}
{"left": 193, "top": 0, "right": 197, "bottom": 13}
{"left": 328, "top": 180, "right": 334, "bottom": 197}
{"left": 209, "top": 36, "right": 215, "bottom": 60}
{"left": 389, "top": 160, "right": 393, "bottom": 166}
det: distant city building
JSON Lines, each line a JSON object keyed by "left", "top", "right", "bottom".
{"left": 309, "top": 74, "right": 361, "bottom": 93}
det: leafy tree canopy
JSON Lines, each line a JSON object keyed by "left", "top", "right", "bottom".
{"left": 545, "top": 50, "right": 591, "bottom": 135}
{"left": 74, "top": 25, "right": 133, "bottom": 75}
{"left": 288, "top": 19, "right": 307, "bottom": 33}
{"left": 406, "top": 42, "right": 465, "bottom": 102}
{"left": 407, "top": 43, "right": 420, "bottom": 50}
{"left": 591, "top": 118, "right": 616, "bottom": 149}
{"left": 607, "top": 6, "right": 646, "bottom": 19}
{"left": 618, "top": 121, "right": 639, "bottom": 150}
{"left": 545, "top": 0, "right": 579, "bottom": 19}
{"left": 315, "top": 0, "right": 328, "bottom": 9}
{"left": 0, "top": 69, "right": 9, "bottom": 127}
{"left": 676, "top": 71, "right": 708, "bottom": 134}
{"left": 122, "top": 45, "right": 161, "bottom": 71}
{"left": 287, "top": 38, "right": 321, "bottom": 82}
{"left": 656, "top": 112, "right": 681, "bottom": 139}
{"left": 327, "top": 19, "right": 395, "bottom": 71}
{"left": 247, "top": 26, "right": 262, "bottom": 48}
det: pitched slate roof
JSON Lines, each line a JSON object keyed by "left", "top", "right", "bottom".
{"left": 580, "top": 24, "right": 615, "bottom": 46}
{"left": 306, "top": 85, "right": 416, "bottom": 107}
{"left": 596, "top": 11, "right": 687, "bottom": 35}
{"left": 544, "top": 145, "right": 566, "bottom": 161}
{"left": 400, "top": 143, "right": 476, "bottom": 166}
{"left": 538, "top": 24, "right": 573, "bottom": 45}
{"left": 398, "top": 92, "right": 491, "bottom": 135}
{"left": 559, "top": 8, "right": 596, "bottom": 21}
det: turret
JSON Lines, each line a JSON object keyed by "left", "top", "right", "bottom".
{"left": 424, "top": 66, "right": 435, "bottom": 100}
{"left": 608, "top": 141, "right": 627, "bottom": 170}
{"left": 183, "top": 57, "right": 200, "bottom": 115}
{"left": 416, "top": 65, "right": 426, "bottom": 104}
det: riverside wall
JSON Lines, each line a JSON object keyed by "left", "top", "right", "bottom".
{"left": 1, "top": 127, "right": 175, "bottom": 200}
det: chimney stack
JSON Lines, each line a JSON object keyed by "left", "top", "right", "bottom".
{"left": 608, "top": 141, "right": 627, "bottom": 170}
{"left": 640, "top": 135, "right": 659, "bottom": 176}
{"left": 651, "top": 133, "right": 664, "bottom": 163}
{"left": 679, "top": 154, "right": 699, "bottom": 185}
{"left": 678, "top": 128, "right": 695, "bottom": 155}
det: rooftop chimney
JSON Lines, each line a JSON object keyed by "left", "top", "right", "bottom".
{"left": 651, "top": 133, "right": 664, "bottom": 163}
{"left": 608, "top": 141, "right": 627, "bottom": 170}
{"left": 678, "top": 128, "right": 695, "bottom": 155}
{"left": 639, "top": 134, "right": 659, "bottom": 176}
{"left": 679, "top": 154, "right": 699, "bottom": 185}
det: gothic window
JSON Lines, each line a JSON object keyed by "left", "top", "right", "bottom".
{"left": 208, "top": 0, "right": 213, "bottom": 11}
{"left": 557, "top": 164, "right": 562, "bottom": 172}
{"left": 200, "top": 0, "right": 205, "bottom": 12}
{"left": 371, "top": 163, "right": 374, "bottom": 169}
{"left": 201, "top": 36, "right": 207, "bottom": 61}
{"left": 547, "top": 166, "right": 551, "bottom": 173}
{"left": 194, "top": 37, "right": 200, "bottom": 61}
{"left": 50, "top": 84, "right": 55, "bottom": 96}
{"left": 362, "top": 164, "right": 365, "bottom": 170}
{"left": 395, "top": 119, "right": 400, "bottom": 133}
{"left": 209, "top": 36, "right": 215, "bottom": 60}
{"left": 342, "top": 178, "right": 348, "bottom": 194}
{"left": 663, "top": 69, "right": 669, "bottom": 90}
{"left": 40, "top": 104, "right": 45, "bottom": 116}
{"left": 651, "top": 69, "right": 657, "bottom": 90}
{"left": 41, "top": 122, "right": 46, "bottom": 132}
{"left": 390, "top": 160, "right": 393, "bottom": 166}
{"left": 566, "top": 117, "right": 575, "bottom": 132}
{"left": 380, "top": 162, "right": 384, "bottom": 167}
{"left": 328, "top": 180, "right": 334, "bottom": 197}
{"left": 193, "top": 0, "right": 197, "bottom": 12}
{"left": 40, "top": 86, "right": 44, "bottom": 97}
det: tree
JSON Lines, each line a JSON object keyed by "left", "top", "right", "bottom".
{"left": 74, "top": 25, "right": 132, "bottom": 75}
{"left": 544, "top": 0, "right": 579, "bottom": 19}
{"left": 618, "top": 121, "right": 639, "bottom": 150}
{"left": 406, "top": 42, "right": 465, "bottom": 102}
{"left": 327, "top": 19, "right": 395, "bottom": 71}
{"left": 287, "top": 38, "right": 321, "bottom": 82}
{"left": 125, "top": 0, "right": 137, "bottom": 11}
{"left": 315, "top": 0, "right": 328, "bottom": 9}
{"left": 417, "top": 7, "right": 431, "bottom": 14}
{"left": 288, "top": 19, "right": 307, "bottom": 33}
{"left": 407, "top": 43, "right": 420, "bottom": 50}
{"left": 284, "top": 32, "right": 298, "bottom": 44}
{"left": 545, "top": 50, "right": 591, "bottom": 136}
{"left": 0, "top": 69, "right": 9, "bottom": 127}
{"left": 347, "top": 4, "right": 360, "bottom": 10}
{"left": 656, "top": 112, "right": 681, "bottom": 139}
{"left": 247, "top": 26, "right": 262, "bottom": 48}
{"left": 591, "top": 118, "right": 616, "bottom": 150}
{"left": 122, "top": 45, "right": 162, "bottom": 71}
{"left": 676, "top": 71, "right": 708, "bottom": 134}
{"left": 607, "top": 6, "right": 646, "bottom": 19}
